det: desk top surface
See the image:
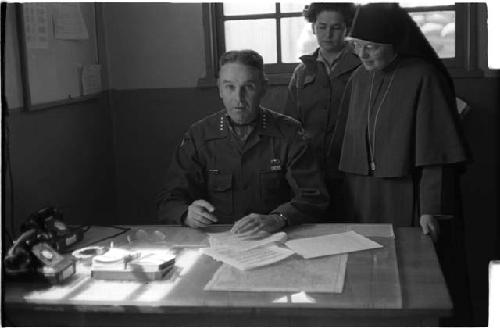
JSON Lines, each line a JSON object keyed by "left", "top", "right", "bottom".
{"left": 4, "top": 223, "right": 452, "bottom": 316}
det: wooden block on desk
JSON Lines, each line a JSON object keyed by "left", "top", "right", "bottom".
{"left": 91, "top": 252, "right": 175, "bottom": 281}
{"left": 91, "top": 263, "right": 174, "bottom": 281}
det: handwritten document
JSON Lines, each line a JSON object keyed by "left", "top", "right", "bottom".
{"left": 203, "top": 245, "right": 294, "bottom": 271}
{"left": 208, "top": 231, "right": 287, "bottom": 251}
{"left": 54, "top": 3, "right": 89, "bottom": 40}
{"left": 204, "top": 253, "right": 348, "bottom": 293}
{"left": 285, "top": 230, "right": 382, "bottom": 259}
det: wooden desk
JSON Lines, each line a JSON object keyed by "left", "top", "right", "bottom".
{"left": 3, "top": 224, "right": 452, "bottom": 326}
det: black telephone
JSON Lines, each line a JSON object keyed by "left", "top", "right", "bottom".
{"left": 3, "top": 207, "right": 82, "bottom": 283}
{"left": 20, "top": 207, "right": 84, "bottom": 252}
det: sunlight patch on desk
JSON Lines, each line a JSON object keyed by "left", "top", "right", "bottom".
{"left": 291, "top": 291, "right": 316, "bottom": 303}
{"left": 23, "top": 276, "right": 89, "bottom": 301}
{"left": 69, "top": 281, "right": 142, "bottom": 302}
{"left": 176, "top": 249, "right": 204, "bottom": 276}
{"left": 272, "top": 291, "right": 316, "bottom": 304}
{"left": 135, "top": 280, "right": 177, "bottom": 302}
{"left": 133, "top": 249, "right": 203, "bottom": 302}
{"left": 273, "top": 295, "right": 290, "bottom": 303}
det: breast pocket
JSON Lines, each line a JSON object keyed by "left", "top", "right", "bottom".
{"left": 259, "top": 171, "right": 290, "bottom": 207}
{"left": 207, "top": 173, "right": 233, "bottom": 216}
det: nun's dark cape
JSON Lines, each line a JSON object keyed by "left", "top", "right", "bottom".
{"left": 336, "top": 56, "right": 468, "bottom": 226}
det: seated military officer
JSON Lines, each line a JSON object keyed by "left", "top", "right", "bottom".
{"left": 157, "top": 50, "right": 329, "bottom": 237}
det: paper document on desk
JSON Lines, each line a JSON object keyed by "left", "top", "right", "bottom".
{"left": 203, "top": 245, "right": 294, "bottom": 271}
{"left": 205, "top": 253, "right": 348, "bottom": 292}
{"left": 285, "top": 230, "right": 382, "bottom": 259}
{"left": 208, "top": 231, "right": 287, "bottom": 250}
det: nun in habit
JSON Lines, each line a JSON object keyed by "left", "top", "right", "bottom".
{"left": 333, "top": 3, "right": 469, "bottom": 234}
{"left": 330, "top": 3, "right": 472, "bottom": 324}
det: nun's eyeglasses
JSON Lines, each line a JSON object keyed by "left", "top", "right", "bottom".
{"left": 350, "top": 41, "right": 383, "bottom": 54}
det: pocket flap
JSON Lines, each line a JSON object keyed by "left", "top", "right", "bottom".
{"left": 208, "top": 173, "right": 232, "bottom": 192}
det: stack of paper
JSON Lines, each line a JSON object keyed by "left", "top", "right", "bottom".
{"left": 204, "top": 245, "right": 294, "bottom": 271}
{"left": 208, "top": 231, "right": 287, "bottom": 250}
{"left": 284, "top": 230, "right": 382, "bottom": 259}
{"left": 204, "top": 231, "right": 293, "bottom": 270}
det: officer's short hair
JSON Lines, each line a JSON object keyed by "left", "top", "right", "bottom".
{"left": 219, "top": 50, "right": 266, "bottom": 81}
{"left": 303, "top": 2, "right": 356, "bottom": 27}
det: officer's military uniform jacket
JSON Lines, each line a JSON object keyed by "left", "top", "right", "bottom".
{"left": 158, "top": 107, "right": 329, "bottom": 226}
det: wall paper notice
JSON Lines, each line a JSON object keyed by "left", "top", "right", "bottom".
{"left": 54, "top": 3, "right": 89, "bottom": 40}
{"left": 23, "top": 3, "right": 49, "bottom": 49}
{"left": 81, "top": 64, "right": 102, "bottom": 95}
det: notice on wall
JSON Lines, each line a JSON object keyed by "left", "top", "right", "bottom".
{"left": 23, "top": 3, "right": 50, "bottom": 49}
{"left": 81, "top": 64, "right": 102, "bottom": 95}
{"left": 54, "top": 3, "right": 89, "bottom": 40}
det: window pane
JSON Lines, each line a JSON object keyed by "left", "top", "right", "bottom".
{"left": 280, "top": 1, "right": 308, "bottom": 13}
{"left": 410, "top": 11, "right": 455, "bottom": 58}
{"left": 224, "top": 19, "right": 277, "bottom": 63}
{"left": 223, "top": 3, "right": 275, "bottom": 15}
{"left": 281, "top": 17, "right": 316, "bottom": 63}
{"left": 399, "top": 1, "right": 454, "bottom": 8}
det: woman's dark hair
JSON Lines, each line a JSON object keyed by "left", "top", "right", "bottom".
{"left": 303, "top": 2, "right": 356, "bottom": 27}
{"left": 219, "top": 50, "right": 265, "bottom": 80}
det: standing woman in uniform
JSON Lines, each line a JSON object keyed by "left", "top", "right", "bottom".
{"left": 335, "top": 3, "right": 471, "bottom": 324}
{"left": 284, "top": 3, "right": 360, "bottom": 220}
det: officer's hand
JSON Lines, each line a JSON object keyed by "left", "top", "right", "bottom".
{"left": 230, "top": 213, "right": 285, "bottom": 239}
{"left": 420, "top": 214, "right": 439, "bottom": 242}
{"left": 184, "top": 199, "right": 217, "bottom": 228}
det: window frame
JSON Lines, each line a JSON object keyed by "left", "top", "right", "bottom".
{"left": 198, "top": 3, "right": 483, "bottom": 87}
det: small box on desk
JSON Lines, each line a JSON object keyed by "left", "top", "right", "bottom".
{"left": 91, "top": 251, "right": 175, "bottom": 281}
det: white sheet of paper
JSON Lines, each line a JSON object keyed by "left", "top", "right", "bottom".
{"left": 346, "top": 223, "right": 395, "bottom": 238}
{"left": 208, "top": 231, "right": 287, "bottom": 251}
{"left": 285, "top": 230, "right": 383, "bottom": 259}
{"left": 54, "top": 3, "right": 89, "bottom": 40}
{"left": 203, "top": 245, "right": 294, "bottom": 271}
{"left": 81, "top": 64, "right": 102, "bottom": 95}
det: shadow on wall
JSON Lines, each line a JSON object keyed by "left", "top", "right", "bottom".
{"left": 4, "top": 96, "right": 116, "bottom": 233}
{"left": 111, "top": 88, "right": 221, "bottom": 224}
{"left": 454, "top": 77, "right": 500, "bottom": 326}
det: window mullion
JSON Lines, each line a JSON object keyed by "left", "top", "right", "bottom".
{"left": 276, "top": 3, "right": 282, "bottom": 64}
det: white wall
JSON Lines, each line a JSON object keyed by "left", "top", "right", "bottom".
{"left": 102, "top": 3, "right": 206, "bottom": 90}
